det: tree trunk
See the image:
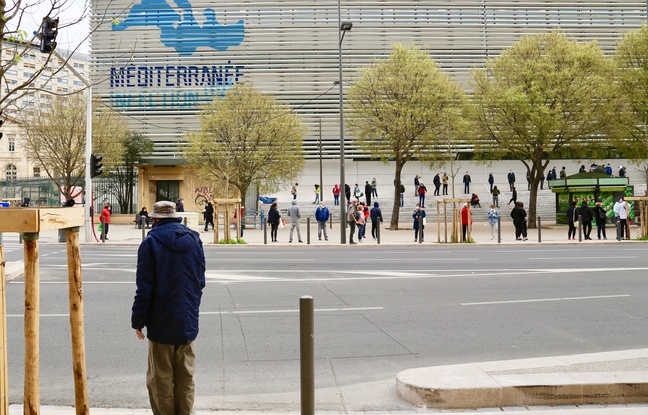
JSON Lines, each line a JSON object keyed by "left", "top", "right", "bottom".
{"left": 390, "top": 161, "right": 405, "bottom": 230}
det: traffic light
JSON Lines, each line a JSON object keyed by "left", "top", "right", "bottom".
{"left": 39, "top": 17, "right": 58, "bottom": 54}
{"left": 90, "top": 154, "right": 103, "bottom": 178}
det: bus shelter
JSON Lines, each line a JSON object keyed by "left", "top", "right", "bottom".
{"left": 548, "top": 172, "right": 632, "bottom": 225}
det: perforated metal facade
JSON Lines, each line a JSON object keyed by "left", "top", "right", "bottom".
{"left": 90, "top": 1, "right": 647, "bottom": 162}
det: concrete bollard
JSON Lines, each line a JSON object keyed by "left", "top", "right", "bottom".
{"left": 377, "top": 220, "right": 381, "bottom": 245}
{"left": 538, "top": 216, "right": 541, "bottom": 243}
{"left": 497, "top": 216, "right": 501, "bottom": 243}
{"left": 306, "top": 217, "right": 311, "bottom": 244}
{"left": 263, "top": 219, "right": 267, "bottom": 245}
{"left": 578, "top": 217, "right": 582, "bottom": 242}
{"left": 300, "top": 296, "right": 314, "bottom": 415}
{"left": 101, "top": 217, "right": 106, "bottom": 243}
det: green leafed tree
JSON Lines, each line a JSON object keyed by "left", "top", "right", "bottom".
{"left": 346, "top": 43, "right": 467, "bottom": 229}
{"left": 470, "top": 31, "right": 618, "bottom": 227}
{"left": 104, "top": 132, "right": 154, "bottom": 214}
{"left": 21, "top": 93, "right": 132, "bottom": 201}
{"left": 185, "top": 82, "right": 306, "bottom": 205}
{"left": 615, "top": 24, "right": 648, "bottom": 190}
{"left": 22, "top": 94, "right": 87, "bottom": 200}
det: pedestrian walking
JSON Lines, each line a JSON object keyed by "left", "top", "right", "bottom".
{"left": 507, "top": 170, "right": 516, "bottom": 191}
{"left": 267, "top": 202, "right": 281, "bottom": 242}
{"left": 99, "top": 203, "right": 111, "bottom": 239}
{"left": 413, "top": 203, "right": 426, "bottom": 242}
{"left": 418, "top": 182, "right": 427, "bottom": 207}
{"left": 578, "top": 200, "right": 593, "bottom": 240}
{"left": 510, "top": 201, "right": 527, "bottom": 240}
{"left": 356, "top": 203, "right": 366, "bottom": 243}
{"left": 442, "top": 173, "right": 448, "bottom": 195}
{"left": 486, "top": 204, "right": 500, "bottom": 239}
{"left": 131, "top": 200, "right": 206, "bottom": 415}
{"left": 399, "top": 181, "right": 405, "bottom": 207}
{"left": 433, "top": 173, "right": 441, "bottom": 196}
{"left": 463, "top": 171, "right": 471, "bottom": 193}
{"left": 203, "top": 202, "right": 214, "bottom": 232}
{"left": 414, "top": 175, "right": 421, "bottom": 196}
{"left": 313, "top": 184, "right": 320, "bottom": 204}
{"left": 288, "top": 200, "right": 303, "bottom": 243}
{"left": 491, "top": 185, "right": 500, "bottom": 208}
{"left": 315, "top": 201, "right": 329, "bottom": 241}
{"left": 347, "top": 199, "right": 358, "bottom": 244}
{"left": 370, "top": 201, "right": 383, "bottom": 240}
{"left": 175, "top": 198, "right": 185, "bottom": 212}
{"left": 461, "top": 203, "right": 472, "bottom": 241}
{"left": 371, "top": 178, "right": 378, "bottom": 197}
{"left": 566, "top": 201, "right": 577, "bottom": 240}
{"left": 488, "top": 173, "right": 494, "bottom": 193}
{"left": 507, "top": 187, "right": 517, "bottom": 205}
{"left": 291, "top": 183, "right": 298, "bottom": 200}
{"left": 594, "top": 201, "right": 607, "bottom": 240}
{"left": 365, "top": 181, "right": 373, "bottom": 206}
{"left": 618, "top": 197, "right": 630, "bottom": 239}
{"left": 332, "top": 184, "right": 340, "bottom": 206}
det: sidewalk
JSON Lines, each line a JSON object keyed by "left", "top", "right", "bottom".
{"left": 0, "top": 219, "right": 634, "bottom": 247}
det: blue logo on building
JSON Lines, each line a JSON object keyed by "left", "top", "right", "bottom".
{"left": 113, "top": 0, "right": 245, "bottom": 56}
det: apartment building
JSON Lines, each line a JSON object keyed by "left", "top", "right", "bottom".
{"left": 0, "top": 42, "right": 89, "bottom": 186}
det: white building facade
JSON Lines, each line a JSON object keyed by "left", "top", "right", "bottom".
{"left": 89, "top": 0, "right": 647, "bottom": 209}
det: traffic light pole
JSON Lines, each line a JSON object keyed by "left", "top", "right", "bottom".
{"left": 84, "top": 86, "right": 92, "bottom": 242}
{"left": 53, "top": 50, "right": 93, "bottom": 242}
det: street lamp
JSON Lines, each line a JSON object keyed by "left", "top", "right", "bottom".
{"left": 338, "top": 5, "right": 352, "bottom": 244}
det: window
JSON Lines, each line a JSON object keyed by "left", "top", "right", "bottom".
{"left": 8, "top": 138, "right": 15, "bottom": 152}
{"left": 5, "top": 164, "right": 17, "bottom": 181}
{"left": 33, "top": 167, "right": 41, "bottom": 178}
{"left": 58, "top": 78, "right": 69, "bottom": 84}
{"left": 6, "top": 69, "right": 17, "bottom": 75}
{"left": 73, "top": 62, "right": 85, "bottom": 69}
{"left": 24, "top": 72, "right": 33, "bottom": 78}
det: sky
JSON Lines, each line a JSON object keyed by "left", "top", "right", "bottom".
{"left": 7, "top": 0, "right": 90, "bottom": 54}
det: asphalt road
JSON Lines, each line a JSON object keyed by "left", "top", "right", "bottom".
{"left": 4, "top": 243, "right": 648, "bottom": 410}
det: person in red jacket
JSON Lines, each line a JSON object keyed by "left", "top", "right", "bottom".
{"left": 461, "top": 203, "right": 472, "bottom": 242}
{"left": 99, "top": 203, "right": 111, "bottom": 240}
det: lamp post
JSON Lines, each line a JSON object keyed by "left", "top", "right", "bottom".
{"left": 338, "top": 2, "right": 352, "bottom": 244}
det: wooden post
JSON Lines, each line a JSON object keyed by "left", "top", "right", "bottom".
{"left": 224, "top": 206, "right": 231, "bottom": 242}
{"left": 436, "top": 201, "right": 441, "bottom": 243}
{"left": 23, "top": 232, "right": 40, "bottom": 415}
{"left": 467, "top": 206, "right": 472, "bottom": 242}
{"left": 213, "top": 204, "right": 220, "bottom": 244}
{"left": 65, "top": 228, "right": 89, "bottom": 415}
{"left": 0, "top": 246, "right": 8, "bottom": 415}
{"left": 443, "top": 202, "right": 448, "bottom": 243}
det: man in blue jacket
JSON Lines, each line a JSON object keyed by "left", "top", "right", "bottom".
{"left": 370, "top": 201, "right": 383, "bottom": 240}
{"left": 315, "top": 201, "right": 330, "bottom": 241}
{"left": 132, "top": 200, "right": 206, "bottom": 415}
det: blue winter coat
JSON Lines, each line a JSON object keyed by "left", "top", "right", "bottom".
{"left": 132, "top": 218, "right": 206, "bottom": 345}
{"left": 315, "top": 206, "right": 330, "bottom": 222}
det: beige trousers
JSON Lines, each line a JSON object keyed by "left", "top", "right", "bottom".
{"left": 147, "top": 340, "right": 196, "bottom": 415}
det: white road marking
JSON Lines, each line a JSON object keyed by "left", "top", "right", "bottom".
{"left": 8, "top": 268, "right": 648, "bottom": 285}
{"left": 528, "top": 256, "right": 637, "bottom": 260}
{"left": 201, "top": 306, "right": 383, "bottom": 315}
{"left": 461, "top": 294, "right": 632, "bottom": 306}
{"left": 6, "top": 307, "right": 384, "bottom": 318}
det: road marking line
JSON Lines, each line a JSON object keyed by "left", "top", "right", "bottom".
{"left": 461, "top": 294, "right": 632, "bottom": 306}
{"left": 201, "top": 306, "right": 383, "bottom": 315}
{"left": 528, "top": 256, "right": 637, "bottom": 260}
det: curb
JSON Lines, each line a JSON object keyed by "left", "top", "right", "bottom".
{"left": 396, "top": 349, "right": 648, "bottom": 409}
